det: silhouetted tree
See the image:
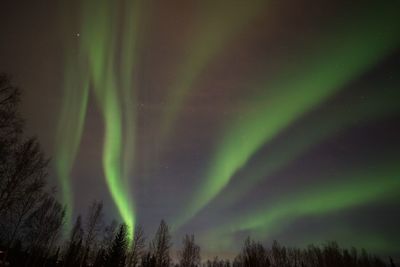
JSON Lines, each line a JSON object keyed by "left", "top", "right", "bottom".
{"left": 24, "top": 194, "right": 65, "bottom": 266}
{"left": 0, "top": 75, "right": 64, "bottom": 267}
{"left": 288, "top": 247, "right": 301, "bottom": 267}
{"left": 81, "top": 200, "right": 104, "bottom": 266}
{"left": 0, "top": 74, "right": 21, "bottom": 163}
{"left": 141, "top": 251, "right": 156, "bottom": 267}
{"left": 93, "top": 248, "right": 107, "bottom": 267}
{"left": 322, "top": 241, "right": 343, "bottom": 267}
{"left": 0, "top": 78, "right": 48, "bottom": 247}
{"left": 179, "top": 234, "right": 200, "bottom": 267}
{"left": 101, "top": 219, "right": 119, "bottom": 250}
{"left": 106, "top": 223, "right": 128, "bottom": 267}
{"left": 127, "top": 225, "right": 146, "bottom": 267}
{"left": 235, "top": 237, "right": 269, "bottom": 267}
{"left": 0, "top": 163, "right": 46, "bottom": 248}
{"left": 0, "top": 136, "right": 48, "bottom": 251}
{"left": 46, "top": 246, "right": 61, "bottom": 267}
{"left": 150, "top": 220, "right": 172, "bottom": 267}
{"left": 206, "top": 257, "right": 229, "bottom": 267}
{"left": 271, "top": 240, "right": 290, "bottom": 267}
{"left": 63, "top": 215, "right": 84, "bottom": 267}
{"left": 390, "top": 257, "right": 397, "bottom": 267}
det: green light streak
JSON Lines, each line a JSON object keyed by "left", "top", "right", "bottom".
{"left": 78, "top": 0, "right": 138, "bottom": 240}
{"left": 56, "top": 1, "right": 90, "bottom": 233}
{"left": 206, "top": 162, "right": 400, "bottom": 245}
{"left": 247, "top": 167, "right": 400, "bottom": 236}
{"left": 215, "top": 85, "right": 400, "bottom": 209}
{"left": 101, "top": 71, "right": 136, "bottom": 241}
{"left": 159, "top": 0, "right": 266, "bottom": 140}
{"left": 55, "top": 54, "right": 89, "bottom": 233}
{"left": 120, "top": 0, "right": 142, "bottom": 190}
{"left": 173, "top": 2, "right": 400, "bottom": 229}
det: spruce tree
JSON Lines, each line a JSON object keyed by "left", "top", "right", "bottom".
{"left": 106, "top": 223, "right": 128, "bottom": 267}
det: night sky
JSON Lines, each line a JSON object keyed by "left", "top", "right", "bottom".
{"left": 1, "top": 0, "right": 400, "bottom": 259}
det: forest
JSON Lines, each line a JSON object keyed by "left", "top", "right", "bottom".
{"left": 0, "top": 74, "right": 397, "bottom": 267}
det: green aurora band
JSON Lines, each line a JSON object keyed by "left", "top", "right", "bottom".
{"left": 55, "top": 0, "right": 143, "bottom": 239}
{"left": 159, "top": 0, "right": 266, "bottom": 141}
{"left": 55, "top": 56, "right": 89, "bottom": 232}
{"left": 206, "top": 161, "right": 400, "bottom": 242}
{"left": 56, "top": 3, "right": 90, "bottom": 231}
{"left": 79, "top": 0, "right": 139, "bottom": 240}
{"left": 120, "top": 0, "right": 142, "bottom": 190}
{"left": 213, "top": 83, "right": 400, "bottom": 210}
{"left": 57, "top": 0, "right": 145, "bottom": 240}
{"left": 173, "top": 2, "right": 400, "bottom": 230}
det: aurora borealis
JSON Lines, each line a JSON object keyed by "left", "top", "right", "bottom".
{"left": 1, "top": 0, "right": 400, "bottom": 259}
{"left": 171, "top": 1, "right": 400, "bottom": 229}
{"left": 56, "top": 0, "right": 146, "bottom": 239}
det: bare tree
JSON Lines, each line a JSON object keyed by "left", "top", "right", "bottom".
{"left": 271, "top": 240, "right": 289, "bottom": 267}
{"left": 0, "top": 137, "right": 48, "bottom": 215}
{"left": 64, "top": 215, "right": 84, "bottom": 267}
{"left": 66, "top": 215, "right": 84, "bottom": 248}
{"left": 1, "top": 181, "right": 46, "bottom": 247}
{"left": 150, "top": 220, "right": 172, "bottom": 267}
{"left": 93, "top": 218, "right": 119, "bottom": 266}
{"left": 0, "top": 76, "right": 47, "bottom": 217}
{"left": 179, "top": 234, "right": 200, "bottom": 267}
{"left": 23, "top": 194, "right": 65, "bottom": 266}
{"left": 81, "top": 200, "right": 104, "bottom": 266}
{"left": 101, "top": 219, "right": 119, "bottom": 249}
{"left": 127, "top": 225, "right": 146, "bottom": 267}
{"left": 0, "top": 74, "right": 21, "bottom": 161}
{"left": 206, "top": 257, "right": 228, "bottom": 267}
{"left": 235, "top": 237, "right": 270, "bottom": 267}
{"left": 0, "top": 75, "right": 61, "bottom": 267}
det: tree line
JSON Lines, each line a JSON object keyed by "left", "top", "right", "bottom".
{"left": 0, "top": 74, "right": 397, "bottom": 267}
